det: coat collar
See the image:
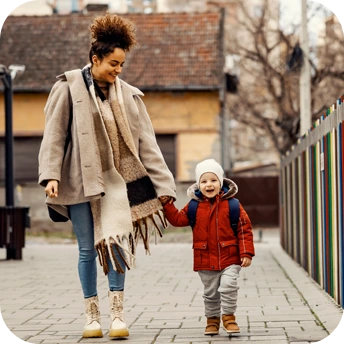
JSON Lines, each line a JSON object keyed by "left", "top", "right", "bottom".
{"left": 56, "top": 65, "right": 144, "bottom": 98}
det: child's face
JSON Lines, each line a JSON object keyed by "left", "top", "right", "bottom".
{"left": 199, "top": 172, "right": 221, "bottom": 198}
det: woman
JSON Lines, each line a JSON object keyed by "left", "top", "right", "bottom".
{"left": 38, "top": 13, "right": 176, "bottom": 339}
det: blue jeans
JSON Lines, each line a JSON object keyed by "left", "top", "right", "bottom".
{"left": 69, "top": 202, "right": 126, "bottom": 298}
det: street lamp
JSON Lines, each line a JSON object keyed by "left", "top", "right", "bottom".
{"left": 8, "top": 64, "right": 26, "bottom": 80}
{"left": 0, "top": 64, "right": 25, "bottom": 206}
{"left": 0, "top": 63, "right": 30, "bottom": 260}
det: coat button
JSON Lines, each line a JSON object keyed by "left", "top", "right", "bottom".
{"left": 212, "top": 266, "right": 214, "bottom": 269}
{"left": 203, "top": 245, "right": 206, "bottom": 248}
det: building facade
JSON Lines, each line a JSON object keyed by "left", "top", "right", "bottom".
{"left": 0, "top": 11, "right": 224, "bottom": 184}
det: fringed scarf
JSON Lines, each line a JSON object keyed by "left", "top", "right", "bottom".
{"left": 85, "top": 68, "right": 167, "bottom": 275}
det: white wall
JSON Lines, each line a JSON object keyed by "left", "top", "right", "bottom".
{"left": 10, "top": 0, "right": 128, "bottom": 16}
{"left": 10, "top": 0, "right": 52, "bottom": 16}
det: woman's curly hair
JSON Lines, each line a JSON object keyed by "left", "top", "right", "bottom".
{"left": 89, "top": 13, "right": 137, "bottom": 63}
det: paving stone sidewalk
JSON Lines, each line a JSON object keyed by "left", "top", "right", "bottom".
{"left": 0, "top": 229, "right": 342, "bottom": 344}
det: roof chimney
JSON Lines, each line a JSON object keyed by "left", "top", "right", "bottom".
{"left": 85, "top": 3, "right": 109, "bottom": 12}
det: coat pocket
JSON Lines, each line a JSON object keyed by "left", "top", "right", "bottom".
{"left": 193, "top": 241, "right": 209, "bottom": 268}
{"left": 219, "top": 240, "right": 239, "bottom": 265}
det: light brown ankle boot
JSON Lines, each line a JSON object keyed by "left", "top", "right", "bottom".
{"left": 222, "top": 314, "right": 240, "bottom": 333}
{"left": 204, "top": 316, "right": 220, "bottom": 335}
{"left": 83, "top": 296, "right": 103, "bottom": 338}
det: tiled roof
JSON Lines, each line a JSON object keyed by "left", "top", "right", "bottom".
{"left": 0, "top": 12, "right": 223, "bottom": 92}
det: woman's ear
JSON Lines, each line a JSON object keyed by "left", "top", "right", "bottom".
{"left": 92, "top": 55, "right": 99, "bottom": 66}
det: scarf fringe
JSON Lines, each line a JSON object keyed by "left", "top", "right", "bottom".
{"left": 95, "top": 233, "right": 136, "bottom": 275}
{"left": 95, "top": 210, "right": 167, "bottom": 275}
{"left": 133, "top": 210, "right": 167, "bottom": 255}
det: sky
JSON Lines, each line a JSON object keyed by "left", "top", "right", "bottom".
{"left": 280, "top": 0, "right": 334, "bottom": 44}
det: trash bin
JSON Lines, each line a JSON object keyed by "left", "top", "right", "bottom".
{"left": 0, "top": 206, "right": 30, "bottom": 260}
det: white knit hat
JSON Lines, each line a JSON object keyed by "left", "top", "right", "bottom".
{"left": 195, "top": 159, "right": 224, "bottom": 187}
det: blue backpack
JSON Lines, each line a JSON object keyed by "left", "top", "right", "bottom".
{"left": 187, "top": 190, "right": 240, "bottom": 235}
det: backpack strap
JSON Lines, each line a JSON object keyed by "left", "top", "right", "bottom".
{"left": 187, "top": 196, "right": 240, "bottom": 234}
{"left": 228, "top": 197, "right": 240, "bottom": 235}
{"left": 187, "top": 199, "right": 199, "bottom": 229}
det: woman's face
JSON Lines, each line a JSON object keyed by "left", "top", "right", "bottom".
{"left": 91, "top": 48, "right": 126, "bottom": 83}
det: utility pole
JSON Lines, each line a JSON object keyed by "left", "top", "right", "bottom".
{"left": 300, "top": 0, "right": 312, "bottom": 136}
{"left": 219, "top": 7, "right": 226, "bottom": 171}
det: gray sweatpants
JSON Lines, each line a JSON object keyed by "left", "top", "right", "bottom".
{"left": 198, "top": 265, "right": 241, "bottom": 318}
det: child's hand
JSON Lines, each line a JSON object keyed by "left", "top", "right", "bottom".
{"left": 241, "top": 257, "right": 252, "bottom": 268}
{"left": 159, "top": 196, "right": 173, "bottom": 206}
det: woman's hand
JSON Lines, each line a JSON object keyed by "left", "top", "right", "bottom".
{"left": 241, "top": 257, "right": 252, "bottom": 268}
{"left": 45, "top": 180, "right": 59, "bottom": 198}
{"left": 159, "top": 196, "right": 173, "bottom": 206}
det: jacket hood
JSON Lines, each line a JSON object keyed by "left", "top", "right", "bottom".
{"left": 187, "top": 177, "right": 238, "bottom": 201}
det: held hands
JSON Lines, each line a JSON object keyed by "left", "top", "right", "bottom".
{"left": 241, "top": 257, "right": 252, "bottom": 268}
{"left": 159, "top": 196, "right": 174, "bottom": 206}
{"left": 45, "top": 180, "right": 59, "bottom": 198}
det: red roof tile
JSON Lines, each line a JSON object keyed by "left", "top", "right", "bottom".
{"left": 0, "top": 12, "right": 223, "bottom": 91}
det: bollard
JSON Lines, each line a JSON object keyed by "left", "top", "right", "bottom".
{"left": 259, "top": 229, "right": 263, "bottom": 242}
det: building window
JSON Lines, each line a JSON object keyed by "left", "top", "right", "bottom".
{"left": 0, "top": 136, "right": 42, "bottom": 183}
{"left": 144, "top": 7, "right": 153, "bottom": 13}
{"left": 156, "top": 134, "right": 176, "bottom": 177}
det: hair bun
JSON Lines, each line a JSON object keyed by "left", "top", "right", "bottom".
{"left": 90, "top": 13, "right": 137, "bottom": 51}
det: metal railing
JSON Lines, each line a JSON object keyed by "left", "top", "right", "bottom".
{"left": 280, "top": 95, "right": 344, "bottom": 307}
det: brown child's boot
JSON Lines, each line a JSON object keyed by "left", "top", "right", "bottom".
{"left": 204, "top": 316, "right": 220, "bottom": 335}
{"left": 222, "top": 314, "right": 240, "bottom": 334}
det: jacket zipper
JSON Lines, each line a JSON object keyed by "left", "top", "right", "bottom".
{"left": 216, "top": 197, "right": 220, "bottom": 270}
{"left": 208, "top": 199, "right": 214, "bottom": 269}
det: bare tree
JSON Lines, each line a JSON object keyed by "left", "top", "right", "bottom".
{"left": 224, "top": 0, "right": 344, "bottom": 155}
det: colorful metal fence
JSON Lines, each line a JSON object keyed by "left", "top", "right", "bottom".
{"left": 280, "top": 96, "right": 344, "bottom": 307}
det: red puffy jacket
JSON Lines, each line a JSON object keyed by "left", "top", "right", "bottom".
{"left": 163, "top": 179, "right": 255, "bottom": 271}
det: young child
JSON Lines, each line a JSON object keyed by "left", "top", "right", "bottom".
{"left": 160, "top": 159, "right": 255, "bottom": 336}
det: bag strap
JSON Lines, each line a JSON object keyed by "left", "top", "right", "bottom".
{"left": 187, "top": 199, "right": 199, "bottom": 229}
{"left": 187, "top": 197, "right": 240, "bottom": 235}
{"left": 228, "top": 197, "right": 240, "bottom": 235}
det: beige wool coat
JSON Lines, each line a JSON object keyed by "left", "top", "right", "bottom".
{"left": 38, "top": 69, "right": 176, "bottom": 217}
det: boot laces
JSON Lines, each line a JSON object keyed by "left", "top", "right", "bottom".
{"left": 86, "top": 299, "right": 100, "bottom": 324}
{"left": 110, "top": 294, "right": 124, "bottom": 321}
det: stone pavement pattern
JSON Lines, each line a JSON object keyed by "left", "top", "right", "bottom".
{"left": 0, "top": 230, "right": 342, "bottom": 344}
